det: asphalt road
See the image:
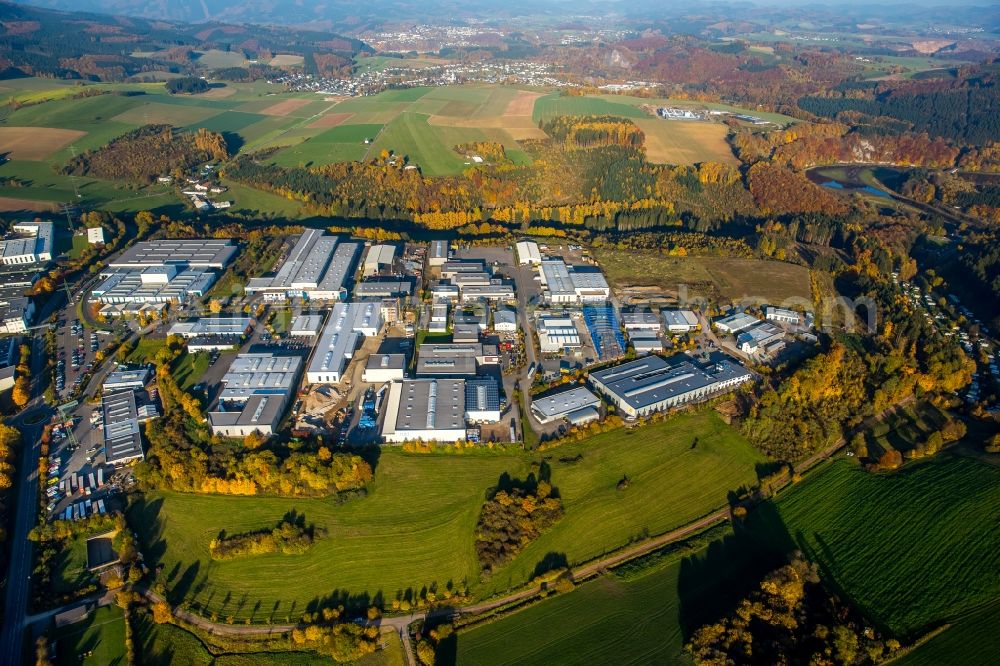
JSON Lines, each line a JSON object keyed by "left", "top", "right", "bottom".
{"left": 0, "top": 334, "right": 53, "bottom": 665}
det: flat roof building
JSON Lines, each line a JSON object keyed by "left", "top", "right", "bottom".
{"left": 289, "top": 314, "right": 324, "bottom": 337}
{"left": 737, "top": 322, "right": 783, "bottom": 354}
{"left": 102, "top": 390, "right": 144, "bottom": 465}
{"left": 440, "top": 260, "right": 486, "bottom": 280}
{"left": 537, "top": 316, "right": 581, "bottom": 353}
{"left": 429, "top": 240, "right": 449, "bottom": 266}
{"left": 245, "top": 231, "right": 359, "bottom": 301}
{"left": 110, "top": 239, "right": 236, "bottom": 270}
{"left": 714, "top": 312, "right": 759, "bottom": 334}
{"left": 1, "top": 221, "right": 54, "bottom": 265}
{"left": 589, "top": 354, "right": 753, "bottom": 419}
{"left": 460, "top": 283, "right": 514, "bottom": 303}
{"left": 103, "top": 367, "right": 151, "bottom": 394}
{"left": 493, "top": 309, "right": 517, "bottom": 332}
{"left": 381, "top": 379, "right": 466, "bottom": 443}
{"left": 305, "top": 302, "right": 383, "bottom": 384}
{"left": 630, "top": 331, "right": 664, "bottom": 354}
{"left": 169, "top": 316, "right": 253, "bottom": 338}
{"left": 622, "top": 311, "right": 662, "bottom": 332}
{"left": 209, "top": 352, "right": 302, "bottom": 438}
{"left": 765, "top": 306, "right": 804, "bottom": 326}
{"left": 662, "top": 309, "right": 699, "bottom": 333}
{"left": 465, "top": 378, "right": 501, "bottom": 423}
{"left": 531, "top": 386, "right": 602, "bottom": 424}
{"left": 538, "top": 260, "right": 609, "bottom": 304}
{"left": 362, "top": 353, "right": 407, "bottom": 383}
{"left": 354, "top": 279, "right": 411, "bottom": 299}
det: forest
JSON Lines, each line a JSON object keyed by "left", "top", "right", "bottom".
{"left": 164, "top": 76, "right": 209, "bottom": 94}
{"left": 63, "top": 124, "right": 229, "bottom": 183}
{"left": 687, "top": 554, "right": 901, "bottom": 665}
{"left": 798, "top": 66, "right": 1000, "bottom": 146}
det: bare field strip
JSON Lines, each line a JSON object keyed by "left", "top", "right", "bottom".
{"left": 505, "top": 89, "right": 544, "bottom": 116}
{"left": 0, "top": 126, "right": 86, "bottom": 160}
{"left": 269, "top": 54, "right": 305, "bottom": 67}
{"left": 0, "top": 196, "right": 58, "bottom": 212}
{"left": 308, "top": 112, "right": 354, "bottom": 128}
{"left": 192, "top": 85, "right": 236, "bottom": 99}
{"left": 259, "top": 98, "right": 314, "bottom": 116}
{"left": 427, "top": 114, "right": 547, "bottom": 140}
{"left": 111, "top": 103, "right": 219, "bottom": 126}
{"left": 634, "top": 119, "right": 736, "bottom": 166}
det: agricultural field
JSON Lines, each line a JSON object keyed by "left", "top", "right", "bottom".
{"left": 860, "top": 401, "right": 949, "bottom": 458}
{"left": 53, "top": 606, "right": 126, "bottom": 666}
{"left": 129, "top": 411, "right": 763, "bottom": 619}
{"left": 454, "top": 451, "right": 1000, "bottom": 664}
{"left": 593, "top": 249, "right": 813, "bottom": 305}
{"left": 752, "top": 453, "right": 1000, "bottom": 637}
{"left": 633, "top": 118, "right": 736, "bottom": 166}
{"left": 455, "top": 558, "right": 695, "bottom": 665}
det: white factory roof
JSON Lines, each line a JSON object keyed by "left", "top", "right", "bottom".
{"left": 531, "top": 386, "right": 601, "bottom": 422}
{"left": 306, "top": 302, "right": 383, "bottom": 383}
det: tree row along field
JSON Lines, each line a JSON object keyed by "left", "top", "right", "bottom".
{"left": 129, "top": 412, "right": 763, "bottom": 620}
{"left": 452, "top": 452, "right": 1000, "bottom": 665}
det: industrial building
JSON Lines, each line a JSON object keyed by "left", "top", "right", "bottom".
{"left": 208, "top": 352, "right": 302, "bottom": 438}
{"left": 429, "top": 302, "right": 449, "bottom": 333}
{"left": 305, "top": 302, "right": 383, "bottom": 384}
{"left": 87, "top": 227, "right": 105, "bottom": 245}
{"left": 381, "top": 378, "right": 467, "bottom": 443}
{"left": 245, "top": 230, "right": 360, "bottom": 301}
{"left": 102, "top": 367, "right": 151, "bottom": 393}
{"left": 0, "top": 221, "right": 54, "bottom": 265}
{"left": 430, "top": 283, "right": 460, "bottom": 302}
{"left": 629, "top": 331, "right": 664, "bottom": 354}
{"left": 515, "top": 240, "right": 542, "bottom": 266}
{"left": 92, "top": 265, "right": 219, "bottom": 308}
{"left": 465, "top": 378, "right": 501, "bottom": 423}
{"left": 530, "top": 386, "right": 602, "bottom": 425}
{"left": 588, "top": 354, "right": 753, "bottom": 419}
{"left": 622, "top": 311, "right": 662, "bottom": 333}
{"left": 363, "top": 244, "right": 396, "bottom": 277}
{"left": 0, "top": 337, "right": 17, "bottom": 392}
{"left": 354, "top": 279, "right": 411, "bottom": 299}
{"left": 169, "top": 316, "right": 253, "bottom": 338}
{"left": 714, "top": 312, "right": 760, "bottom": 334}
{"left": 0, "top": 284, "right": 34, "bottom": 334}
{"left": 460, "top": 284, "right": 514, "bottom": 303}
{"left": 416, "top": 343, "right": 498, "bottom": 377}
{"left": 737, "top": 322, "right": 784, "bottom": 354}
{"left": 493, "top": 309, "right": 517, "bottom": 333}
{"left": 217, "top": 353, "right": 303, "bottom": 402}
{"left": 362, "top": 353, "right": 407, "bottom": 383}
{"left": 429, "top": 240, "right": 450, "bottom": 266}
{"left": 662, "top": 310, "right": 699, "bottom": 333}
{"left": 109, "top": 239, "right": 236, "bottom": 270}
{"left": 765, "top": 306, "right": 804, "bottom": 326}
{"left": 537, "top": 315, "right": 581, "bottom": 353}
{"left": 453, "top": 323, "right": 481, "bottom": 343}
{"left": 537, "top": 260, "right": 610, "bottom": 304}
{"left": 440, "top": 260, "right": 486, "bottom": 280}
{"left": 289, "top": 314, "right": 324, "bottom": 337}
{"left": 102, "top": 390, "right": 144, "bottom": 465}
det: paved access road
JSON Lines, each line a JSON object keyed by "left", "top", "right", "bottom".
{"left": 0, "top": 334, "right": 54, "bottom": 665}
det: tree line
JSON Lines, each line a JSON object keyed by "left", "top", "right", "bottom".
{"left": 209, "top": 519, "right": 326, "bottom": 560}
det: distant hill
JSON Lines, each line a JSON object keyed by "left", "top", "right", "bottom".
{"left": 0, "top": 1, "right": 369, "bottom": 81}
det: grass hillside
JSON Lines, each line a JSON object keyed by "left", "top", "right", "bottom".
{"left": 452, "top": 452, "right": 1000, "bottom": 663}
{"left": 130, "top": 411, "right": 762, "bottom": 620}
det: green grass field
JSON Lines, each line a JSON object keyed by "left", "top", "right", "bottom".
{"left": 455, "top": 559, "right": 695, "bottom": 665}
{"left": 453, "top": 452, "right": 1000, "bottom": 664}
{"left": 370, "top": 112, "right": 468, "bottom": 176}
{"left": 130, "top": 411, "right": 763, "bottom": 619}
{"left": 593, "top": 249, "right": 813, "bottom": 304}
{"left": 54, "top": 606, "right": 126, "bottom": 666}
{"left": 51, "top": 533, "right": 97, "bottom": 594}
{"left": 755, "top": 454, "right": 1000, "bottom": 637}
{"left": 269, "top": 124, "right": 383, "bottom": 167}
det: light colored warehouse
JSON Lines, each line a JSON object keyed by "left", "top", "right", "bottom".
{"left": 305, "top": 302, "right": 383, "bottom": 384}
{"left": 381, "top": 379, "right": 467, "bottom": 443}
{"left": 530, "top": 386, "right": 602, "bottom": 425}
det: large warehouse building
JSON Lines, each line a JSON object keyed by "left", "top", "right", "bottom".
{"left": 537, "top": 260, "right": 610, "bottom": 304}
{"left": 208, "top": 352, "right": 302, "bottom": 438}
{"left": 305, "top": 302, "right": 383, "bottom": 384}
{"left": 588, "top": 354, "right": 753, "bottom": 419}
{"left": 381, "top": 379, "right": 468, "bottom": 443}
{"left": 92, "top": 239, "right": 237, "bottom": 311}
{"left": 0, "top": 221, "right": 54, "bottom": 265}
{"left": 530, "top": 386, "right": 601, "bottom": 425}
{"left": 245, "top": 230, "right": 360, "bottom": 301}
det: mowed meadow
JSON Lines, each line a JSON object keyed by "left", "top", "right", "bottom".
{"left": 130, "top": 411, "right": 763, "bottom": 619}
{"left": 451, "top": 452, "right": 1000, "bottom": 665}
